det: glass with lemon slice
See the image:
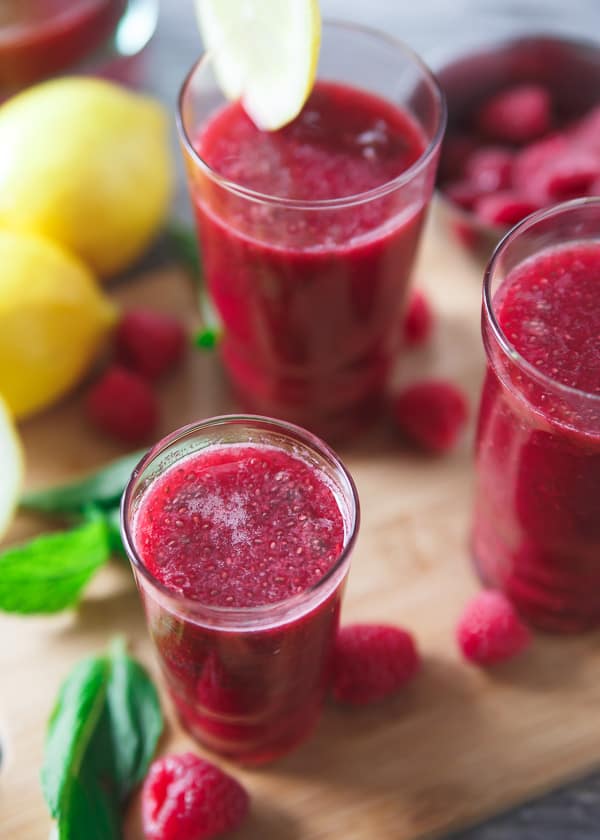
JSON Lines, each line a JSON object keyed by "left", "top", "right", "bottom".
{"left": 179, "top": 4, "right": 446, "bottom": 441}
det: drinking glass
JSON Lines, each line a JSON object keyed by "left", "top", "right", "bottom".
{"left": 121, "top": 415, "right": 360, "bottom": 763}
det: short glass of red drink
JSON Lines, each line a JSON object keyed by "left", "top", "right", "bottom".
{"left": 121, "top": 415, "right": 359, "bottom": 764}
{"left": 177, "top": 21, "right": 446, "bottom": 440}
{"left": 473, "top": 198, "right": 600, "bottom": 633}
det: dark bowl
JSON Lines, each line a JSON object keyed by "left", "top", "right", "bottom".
{"left": 432, "top": 34, "right": 600, "bottom": 260}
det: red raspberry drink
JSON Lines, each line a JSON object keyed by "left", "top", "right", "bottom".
{"left": 473, "top": 199, "right": 600, "bottom": 632}
{"left": 122, "top": 416, "right": 359, "bottom": 764}
{"left": 178, "top": 22, "right": 445, "bottom": 440}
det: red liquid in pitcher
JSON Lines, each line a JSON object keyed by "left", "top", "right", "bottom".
{"left": 0, "top": 0, "right": 126, "bottom": 93}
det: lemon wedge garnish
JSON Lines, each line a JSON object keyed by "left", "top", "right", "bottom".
{"left": 0, "top": 394, "right": 24, "bottom": 541}
{"left": 195, "top": 0, "right": 321, "bottom": 131}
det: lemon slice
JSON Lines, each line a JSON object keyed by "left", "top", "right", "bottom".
{"left": 0, "top": 394, "right": 24, "bottom": 541}
{"left": 195, "top": 0, "right": 321, "bottom": 131}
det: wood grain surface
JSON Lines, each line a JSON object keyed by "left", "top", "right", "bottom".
{"left": 2, "top": 210, "right": 600, "bottom": 840}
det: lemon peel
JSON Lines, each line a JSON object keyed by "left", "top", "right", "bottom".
{"left": 196, "top": 0, "right": 321, "bottom": 131}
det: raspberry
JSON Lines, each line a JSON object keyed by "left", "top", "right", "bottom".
{"left": 391, "top": 380, "right": 468, "bottom": 453}
{"left": 332, "top": 624, "right": 420, "bottom": 705}
{"left": 464, "top": 146, "right": 513, "bottom": 192}
{"left": 86, "top": 365, "right": 158, "bottom": 444}
{"left": 403, "top": 290, "right": 434, "bottom": 347}
{"left": 544, "top": 150, "right": 600, "bottom": 201}
{"left": 571, "top": 105, "right": 600, "bottom": 154}
{"left": 142, "top": 753, "right": 249, "bottom": 840}
{"left": 513, "top": 134, "right": 569, "bottom": 202}
{"left": 475, "top": 84, "right": 552, "bottom": 144}
{"left": 474, "top": 192, "right": 539, "bottom": 227}
{"left": 443, "top": 180, "right": 482, "bottom": 211}
{"left": 456, "top": 590, "right": 531, "bottom": 666}
{"left": 116, "top": 308, "right": 186, "bottom": 380}
{"left": 450, "top": 218, "right": 480, "bottom": 252}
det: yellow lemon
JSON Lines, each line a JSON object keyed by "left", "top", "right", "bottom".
{"left": 0, "top": 77, "right": 173, "bottom": 277}
{"left": 0, "top": 394, "right": 24, "bottom": 541}
{"left": 196, "top": 0, "right": 321, "bottom": 131}
{"left": 0, "top": 230, "right": 117, "bottom": 419}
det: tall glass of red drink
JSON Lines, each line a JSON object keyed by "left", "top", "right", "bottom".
{"left": 473, "top": 198, "right": 600, "bottom": 633}
{"left": 177, "top": 21, "right": 446, "bottom": 440}
{"left": 121, "top": 415, "right": 359, "bottom": 764}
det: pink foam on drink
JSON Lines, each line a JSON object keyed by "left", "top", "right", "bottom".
{"left": 497, "top": 243, "right": 600, "bottom": 397}
{"left": 134, "top": 443, "right": 345, "bottom": 608}
{"left": 198, "top": 80, "right": 423, "bottom": 203}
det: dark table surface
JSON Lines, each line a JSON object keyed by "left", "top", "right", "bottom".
{"left": 148, "top": 2, "right": 600, "bottom": 837}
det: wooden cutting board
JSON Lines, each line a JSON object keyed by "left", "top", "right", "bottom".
{"left": 2, "top": 209, "right": 600, "bottom": 840}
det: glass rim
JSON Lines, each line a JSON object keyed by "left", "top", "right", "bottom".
{"left": 483, "top": 196, "right": 600, "bottom": 404}
{"left": 176, "top": 17, "right": 447, "bottom": 211}
{"left": 120, "top": 413, "right": 360, "bottom": 623}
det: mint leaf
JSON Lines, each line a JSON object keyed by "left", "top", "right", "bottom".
{"left": 58, "top": 701, "right": 122, "bottom": 840}
{"left": 58, "top": 763, "right": 121, "bottom": 840}
{"left": 194, "top": 325, "right": 220, "bottom": 350}
{"left": 106, "top": 638, "right": 163, "bottom": 800}
{"left": 21, "top": 450, "right": 146, "bottom": 516}
{"left": 42, "top": 641, "right": 163, "bottom": 840}
{"left": 41, "top": 656, "right": 110, "bottom": 818}
{"left": 0, "top": 519, "right": 111, "bottom": 614}
{"left": 197, "top": 286, "right": 222, "bottom": 349}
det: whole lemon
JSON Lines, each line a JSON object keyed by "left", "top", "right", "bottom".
{"left": 0, "top": 230, "right": 117, "bottom": 419}
{"left": 0, "top": 77, "right": 173, "bottom": 277}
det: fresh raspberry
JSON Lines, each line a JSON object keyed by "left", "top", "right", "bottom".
{"left": 570, "top": 105, "right": 600, "bottom": 154}
{"left": 142, "top": 753, "right": 249, "bottom": 840}
{"left": 475, "top": 84, "right": 552, "bottom": 144}
{"left": 450, "top": 218, "right": 480, "bottom": 252}
{"left": 403, "top": 290, "right": 434, "bottom": 347}
{"left": 332, "top": 624, "right": 420, "bottom": 705}
{"left": 464, "top": 146, "right": 513, "bottom": 192}
{"left": 116, "top": 308, "right": 186, "bottom": 380}
{"left": 513, "top": 134, "right": 569, "bottom": 202}
{"left": 391, "top": 380, "right": 469, "bottom": 454}
{"left": 474, "top": 192, "right": 539, "bottom": 227}
{"left": 543, "top": 150, "right": 600, "bottom": 201}
{"left": 86, "top": 365, "right": 159, "bottom": 444}
{"left": 456, "top": 590, "right": 531, "bottom": 666}
{"left": 443, "top": 180, "right": 482, "bottom": 211}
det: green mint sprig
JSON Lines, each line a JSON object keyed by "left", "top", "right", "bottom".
{"left": 0, "top": 451, "right": 146, "bottom": 615}
{"left": 165, "top": 220, "right": 223, "bottom": 351}
{"left": 42, "top": 638, "right": 163, "bottom": 840}
{"left": 0, "top": 519, "right": 111, "bottom": 614}
{"left": 21, "top": 450, "right": 145, "bottom": 516}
